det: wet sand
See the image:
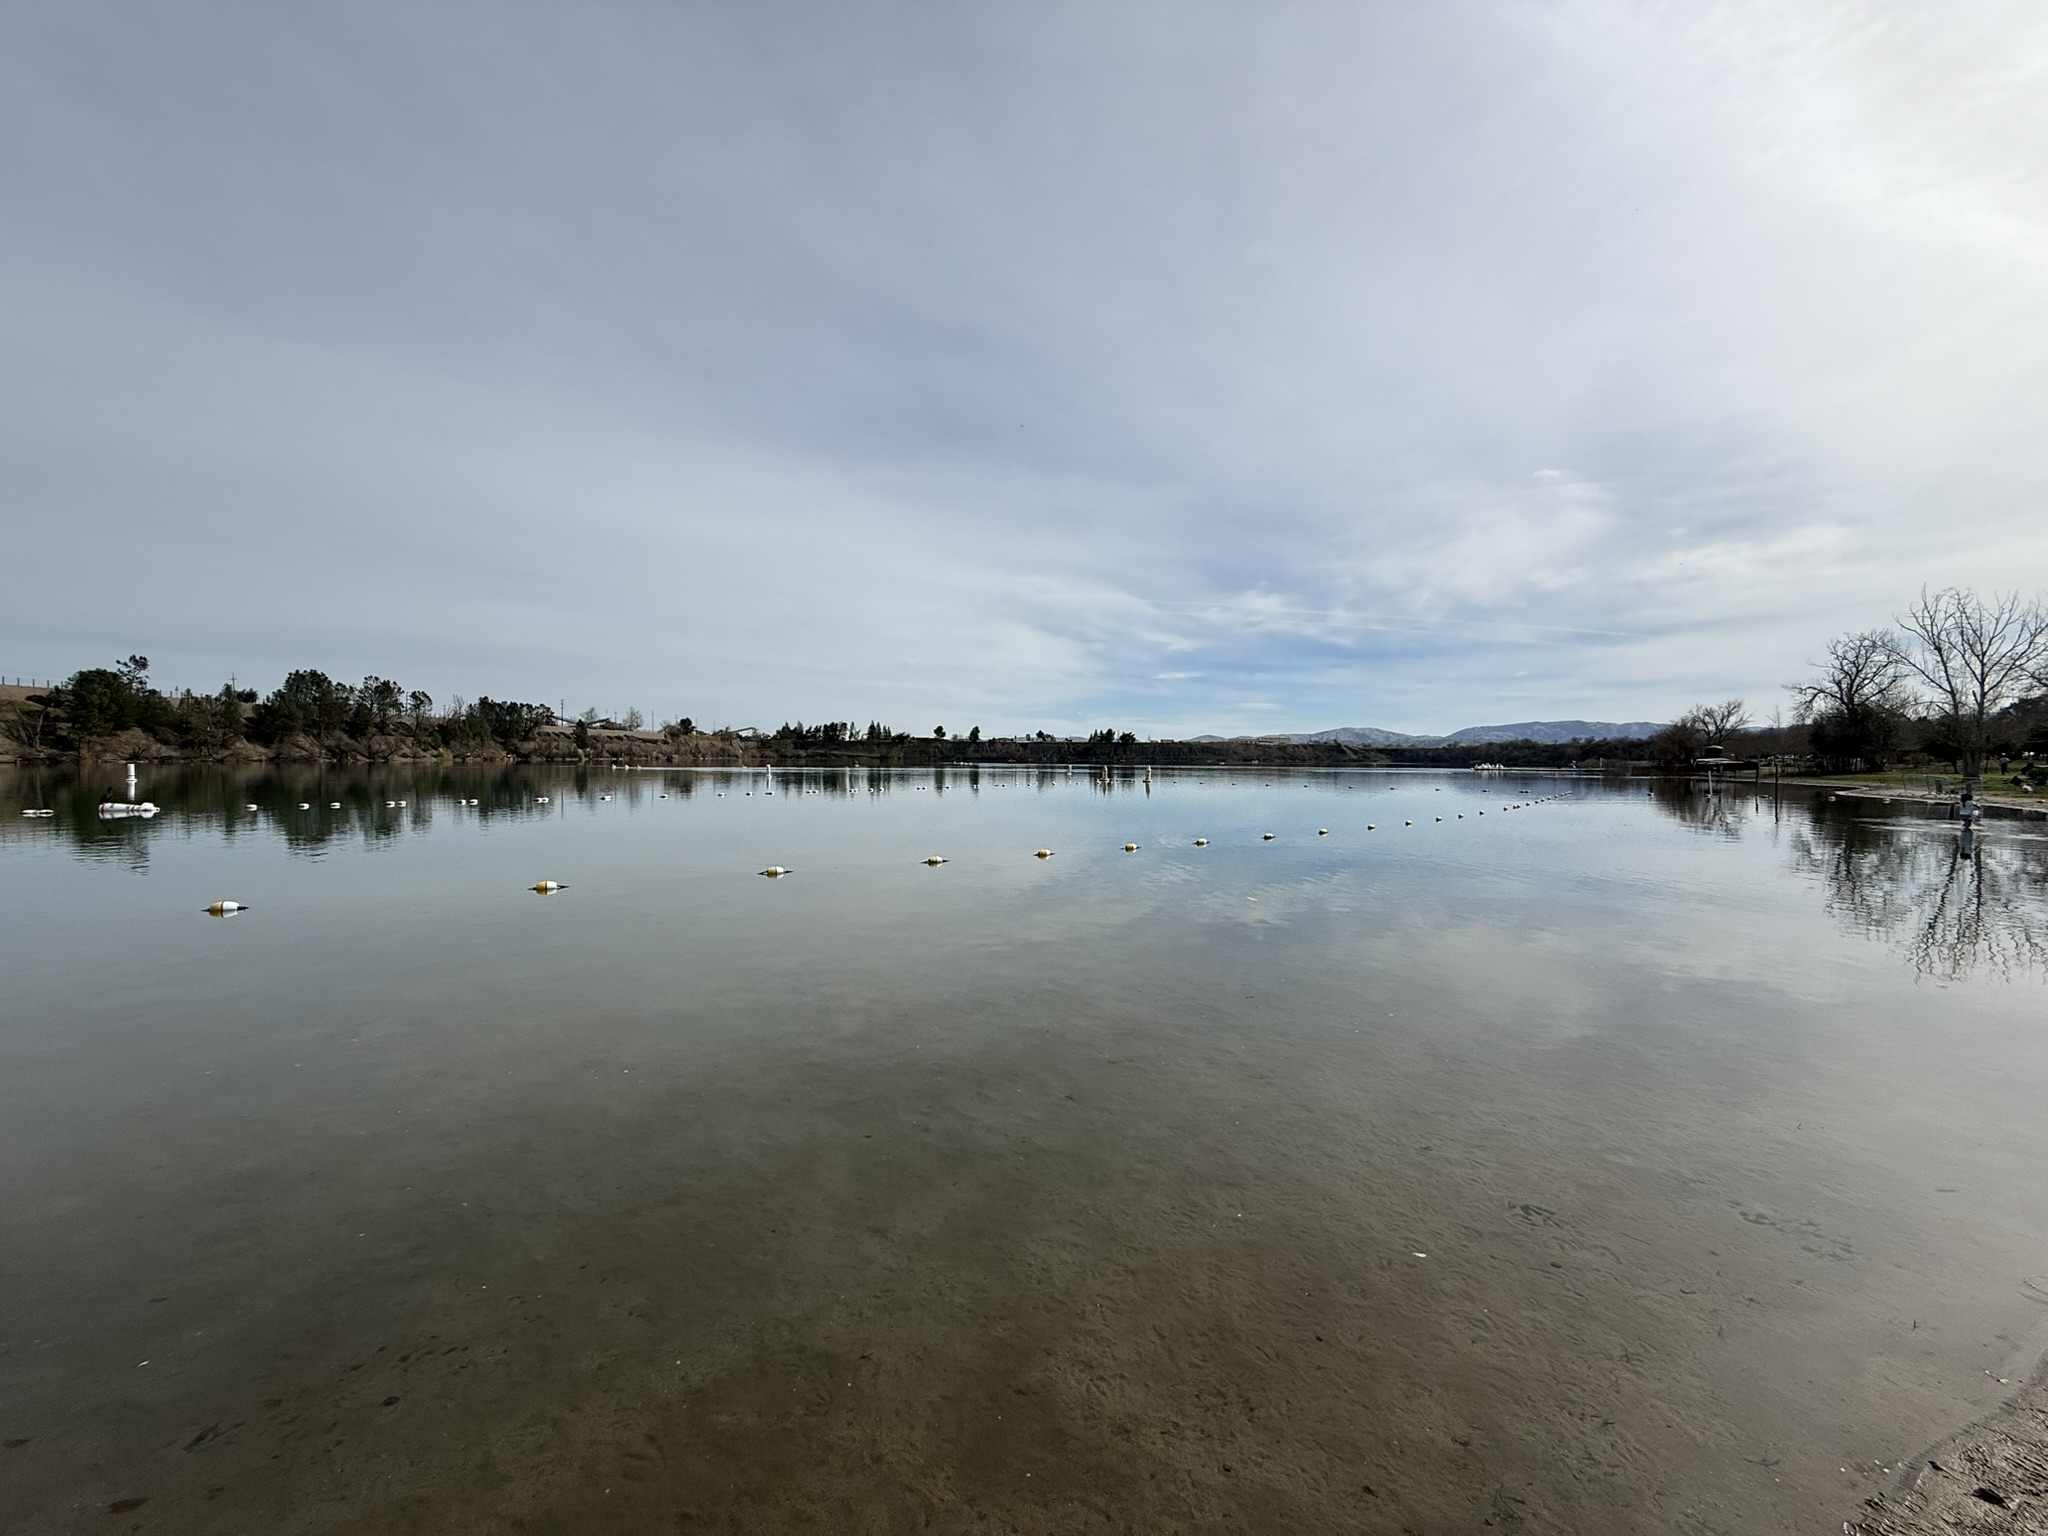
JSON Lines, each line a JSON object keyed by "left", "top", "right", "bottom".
{"left": 1851, "top": 1364, "right": 2048, "bottom": 1535}
{"left": 8, "top": 969, "right": 2048, "bottom": 1534}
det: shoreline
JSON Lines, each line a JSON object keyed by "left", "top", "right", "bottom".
{"left": 1851, "top": 1322, "right": 2048, "bottom": 1533}
{"left": 1784, "top": 778, "right": 2048, "bottom": 822}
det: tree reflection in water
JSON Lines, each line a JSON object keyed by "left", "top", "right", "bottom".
{"left": 1647, "top": 780, "right": 1756, "bottom": 839}
{"left": 1788, "top": 808, "right": 2048, "bottom": 982}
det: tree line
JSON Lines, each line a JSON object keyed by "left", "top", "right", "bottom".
{"left": 1652, "top": 587, "right": 2048, "bottom": 784}
{"left": 8, "top": 590, "right": 2046, "bottom": 778}
{"left": 3, "top": 659, "right": 576, "bottom": 756}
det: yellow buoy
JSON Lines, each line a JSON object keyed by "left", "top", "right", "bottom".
{"left": 759, "top": 866, "right": 789, "bottom": 877}
{"left": 532, "top": 881, "right": 566, "bottom": 894}
{"left": 203, "top": 900, "right": 247, "bottom": 916}
{"left": 1123, "top": 843, "right": 1139, "bottom": 852}
{"left": 1035, "top": 849, "right": 1053, "bottom": 859}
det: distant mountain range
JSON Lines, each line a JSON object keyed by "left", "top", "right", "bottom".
{"left": 1187, "top": 719, "right": 1664, "bottom": 747}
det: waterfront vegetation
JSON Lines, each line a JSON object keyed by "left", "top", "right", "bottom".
{"left": 6, "top": 588, "right": 2046, "bottom": 779}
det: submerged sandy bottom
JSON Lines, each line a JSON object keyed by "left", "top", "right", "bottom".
{"left": 9, "top": 963, "right": 2048, "bottom": 1535}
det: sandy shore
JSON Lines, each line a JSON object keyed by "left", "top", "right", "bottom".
{"left": 1851, "top": 1356, "right": 2048, "bottom": 1534}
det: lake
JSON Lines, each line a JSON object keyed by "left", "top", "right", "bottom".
{"left": 3, "top": 764, "right": 2046, "bottom": 1533}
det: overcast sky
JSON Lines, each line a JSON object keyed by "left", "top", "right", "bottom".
{"left": 3, "top": 3, "right": 2044, "bottom": 735}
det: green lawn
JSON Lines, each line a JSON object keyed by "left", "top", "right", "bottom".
{"left": 1788, "top": 768, "right": 2042, "bottom": 796}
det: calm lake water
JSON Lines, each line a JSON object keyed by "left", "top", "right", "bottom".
{"left": 3, "top": 764, "right": 2046, "bottom": 1534}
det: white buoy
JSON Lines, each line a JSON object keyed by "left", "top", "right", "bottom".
{"left": 1035, "top": 849, "right": 1053, "bottom": 859}
{"left": 532, "top": 881, "right": 566, "bottom": 894}
{"left": 1435, "top": 816, "right": 1442, "bottom": 822}
{"left": 924, "top": 855, "right": 948, "bottom": 865}
{"left": 1367, "top": 824, "right": 1376, "bottom": 831}
{"left": 245, "top": 803, "right": 259, "bottom": 811}
{"left": 759, "top": 866, "right": 789, "bottom": 877}
{"left": 385, "top": 800, "right": 396, "bottom": 808}
{"left": 397, "top": 800, "right": 407, "bottom": 807}
{"left": 1262, "top": 832, "right": 1275, "bottom": 841}
{"left": 1318, "top": 828, "right": 1329, "bottom": 836}
{"left": 1404, "top": 820, "right": 1413, "bottom": 826}
{"left": 536, "top": 796, "right": 551, "bottom": 804}
{"left": 299, "top": 803, "right": 311, "bottom": 810}
{"left": 600, "top": 794, "right": 611, "bottom": 801}
{"left": 1194, "top": 837, "right": 1209, "bottom": 846}
{"left": 203, "top": 900, "right": 248, "bottom": 916}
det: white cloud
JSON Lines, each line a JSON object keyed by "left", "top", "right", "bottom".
{"left": 1, "top": 1, "right": 2043, "bottom": 735}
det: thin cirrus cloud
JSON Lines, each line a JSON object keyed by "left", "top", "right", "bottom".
{"left": 0, "top": 1, "right": 2043, "bottom": 736}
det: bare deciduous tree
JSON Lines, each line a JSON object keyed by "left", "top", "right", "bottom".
{"left": 1648, "top": 699, "right": 1749, "bottom": 768}
{"left": 1694, "top": 699, "right": 1750, "bottom": 744}
{"left": 1791, "top": 630, "right": 1914, "bottom": 721}
{"left": 1789, "top": 629, "right": 1916, "bottom": 770}
{"left": 1889, "top": 587, "right": 2048, "bottom": 784}
{"left": 1, "top": 690, "right": 55, "bottom": 752}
